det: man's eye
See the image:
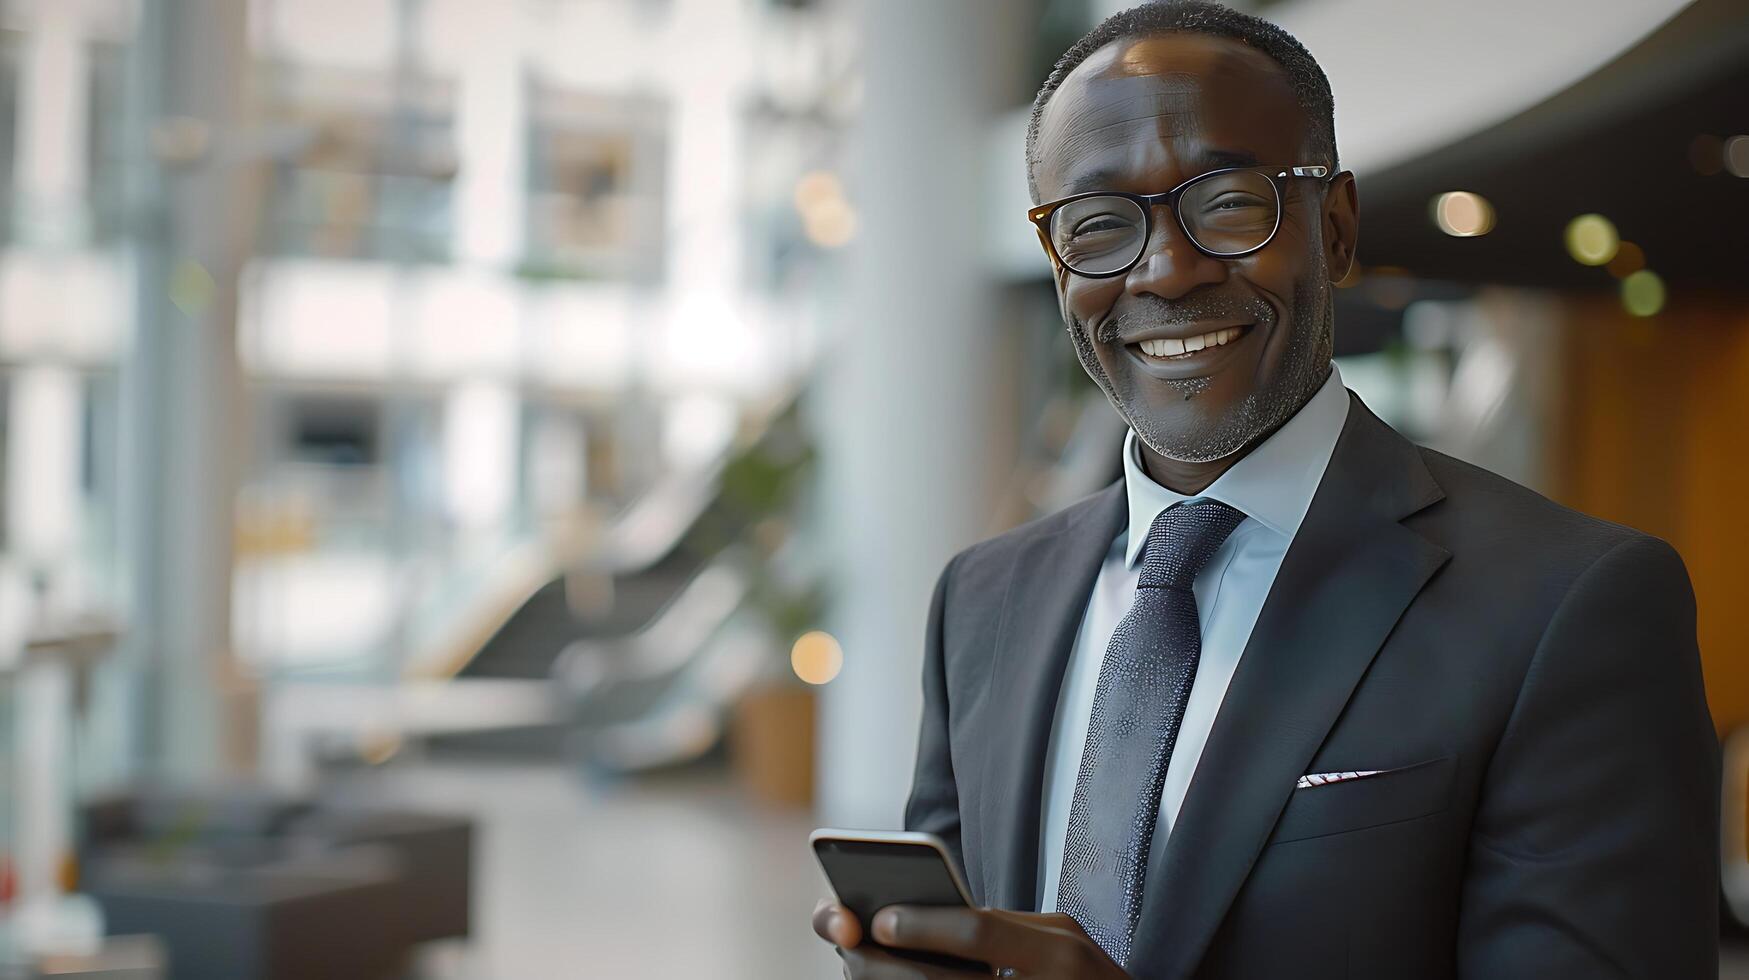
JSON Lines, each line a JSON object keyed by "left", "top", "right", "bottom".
{"left": 1207, "top": 195, "right": 1269, "bottom": 211}
{"left": 1071, "top": 216, "right": 1134, "bottom": 236}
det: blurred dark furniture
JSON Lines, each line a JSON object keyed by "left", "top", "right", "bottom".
{"left": 78, "top": 790, "right": 472, "bottom": 980}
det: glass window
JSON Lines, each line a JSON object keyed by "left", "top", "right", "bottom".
{"left": 522, "top": 83, "right": 667, "bottom": 283}
{"left": 259, "top": 63, "right": 457, "bottom": 262}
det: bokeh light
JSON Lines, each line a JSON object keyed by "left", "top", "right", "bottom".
{"left": 791, "top": 630, "right": 845, "bottom": 685}
{"left": 1564, "top": 214, "right": 1619, "bottom": 266}
{"left": 1605, "top": 241, "right": 1645, "bottom": 279}
{"left": 792, "top": 170, "right": 843, "bottom": 214}
{"left": 1620, "top": 269, "right": 1667, "bottom": 317}
{"left": 168, "top": 259, "right": 217, "bottom": 315}
{"left": 1430, "top": 191, "right": 1496, "bottom": 237}
{"left": 1725, "top": 135, "right": 1749, "bottom": 178}
{"left": 794, "top": 170, "right": 858, "bottom": 248}
{"left": 803, "top": 200, "right": 858, "bottom": 248}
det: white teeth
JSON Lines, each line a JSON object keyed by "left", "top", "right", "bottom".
{"left": 1137, "top": 326, "right": 1245, "bottom": 359}
{"left": 1139, "top": 337, "right": 1186, "bottom": 357}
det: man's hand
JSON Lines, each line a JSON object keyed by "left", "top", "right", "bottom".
{"left": 812, "top": 899, "right": 1128, "bottom": 978}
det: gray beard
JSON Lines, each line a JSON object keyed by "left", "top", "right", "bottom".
{"left": 1067, "top": 272, "right": 1334, "bottom": 464}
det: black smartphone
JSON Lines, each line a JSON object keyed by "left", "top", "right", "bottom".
{"left": 810, "top": 828, "right": 990, "bottom": 972}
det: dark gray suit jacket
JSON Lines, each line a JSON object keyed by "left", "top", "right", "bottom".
{"left": 904, "top": 392, "right": 1719, "bottom": 979}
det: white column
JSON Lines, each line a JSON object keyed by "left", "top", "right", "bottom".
{"left": 4, "top": 365, "right": 81, "bottom": 568}
{"left": 12, "top": 655, "right": 74, "bottom": 943}
{"left": 119, "top": 0, "right": 259, "bottom": 781}
{"left": 441, "top": 378, "right": 518, "bottom": 530}
{"left": 14, "top": 659, "right": 68, "bottom": 896}
{"left": 652, "top": 0, "right": 754, "bottom": 392}
{"left": 450, "top": 2, "right": 523, "bottom": 267}
{"left": 815, "top": 0, "right": 1026, "bottom": 826}
{"left": 13, "top": 0, "right": 88, "bottom": 246}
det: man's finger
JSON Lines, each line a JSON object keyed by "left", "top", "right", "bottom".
{"left": 840, "top": 944, "right": 978, "bottom": 979}
{"left": 812, "top": 899, "right": 864, "bottom": 948}
{"left": 871, "top": 905, "right": 1080, "bottom": 964}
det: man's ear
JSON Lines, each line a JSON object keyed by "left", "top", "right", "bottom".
{"left": 1323, "top": 171, "right": 1359, "bottom": 284}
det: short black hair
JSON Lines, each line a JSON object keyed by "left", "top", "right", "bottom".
{"left": 1025, "top": 0, "right": 1338, "bottom": 202}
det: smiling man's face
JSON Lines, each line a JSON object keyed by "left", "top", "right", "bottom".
{"left": 1033, "top": 32, "right": 1356, "bottom": 464}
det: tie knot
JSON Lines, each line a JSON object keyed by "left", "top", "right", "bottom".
{"left": 1139, "top": 500, "right": 1246, "bottom": 589}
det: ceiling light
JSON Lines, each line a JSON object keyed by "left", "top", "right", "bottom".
{"left": 1620, "top": 269, "right": 1666, "bottom": 317}
{"left": 1564, "top": 214, "right": 1618, "bottom": 266}
{"left": 1430, "top": 191, "right": 1495, "bottom": 237}
{"left": 791, "top": 630, "right": 845, "bottom": 685}
{"left": 1725, "top": 135, "right": 1749, "bottom": 178}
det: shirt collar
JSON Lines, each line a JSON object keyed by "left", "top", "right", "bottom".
{"left": 1122, "top": 363, "right": 1350, "bottom": 568}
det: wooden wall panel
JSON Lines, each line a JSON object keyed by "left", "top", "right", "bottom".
{"left": 1551, "top": 294, "right": 1749, "bottom": 735}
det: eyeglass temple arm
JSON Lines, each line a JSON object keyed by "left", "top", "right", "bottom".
{"left": 1031, "top": 223, "right": 1064, "bottom": 272}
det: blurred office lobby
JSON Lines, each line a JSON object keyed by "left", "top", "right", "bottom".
{"left": 0, "top": 0, "right": 1747, "bottom": 976}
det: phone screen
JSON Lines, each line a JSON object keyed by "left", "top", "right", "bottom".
{"left": 813, "top": 837, "right": 987, "bottom": 971}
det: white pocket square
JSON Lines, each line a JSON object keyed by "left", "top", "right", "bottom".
{"left": 1296, "top": 769, "right": 1385, "bottom": 788}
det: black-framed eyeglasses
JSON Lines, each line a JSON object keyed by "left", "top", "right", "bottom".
{"left": 1027, "top": 165, "right": 1334, "bottom": 278}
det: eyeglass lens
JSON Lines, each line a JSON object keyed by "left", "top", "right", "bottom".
{"left": 1048, "top": 170, "right": 1280, "bottom": 275}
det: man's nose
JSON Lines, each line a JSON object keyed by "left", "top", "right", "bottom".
{"left": 1123, "top": 207, "right": 1229, "bottom": 301}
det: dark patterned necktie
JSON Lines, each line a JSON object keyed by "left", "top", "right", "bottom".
{"left": 1056, "top": 499, "right": 1247, "bottom": 966}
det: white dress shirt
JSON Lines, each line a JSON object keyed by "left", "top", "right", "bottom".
{"left": 1036, "top": 364, "right": 1352, "bottom": 912}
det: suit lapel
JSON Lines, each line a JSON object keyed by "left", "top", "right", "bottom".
{"left": 1126, "top": 396, "right": 1451, "bottom": 979}
{"left": 981, "top": 480, "right": 1126, "bottom": 912}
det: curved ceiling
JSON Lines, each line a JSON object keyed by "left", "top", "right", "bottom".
{"left": 1355, "top": 0, "right": 1749, "bottom": 289}
{"left": 1090, "top": 0, "right": 1693, "bottom": 174}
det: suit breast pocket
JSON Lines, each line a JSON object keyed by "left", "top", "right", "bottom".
{"left": 1267, "top": 755, "right": 1456, "bottom": 846}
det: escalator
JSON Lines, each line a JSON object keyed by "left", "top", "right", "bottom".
{"left": 455, "top": 543, "right": 710, "bottom": 680}
{"left": 420, "top": 398, "right": 813, "bottom": 767}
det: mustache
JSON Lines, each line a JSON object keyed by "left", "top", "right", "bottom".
{"left": 1096, "top": 293, "right": 1277, "bottom": 345}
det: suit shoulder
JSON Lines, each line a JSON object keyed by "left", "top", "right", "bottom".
{"left": 1413, "top": 445, "right": 1683, "bottom": 578}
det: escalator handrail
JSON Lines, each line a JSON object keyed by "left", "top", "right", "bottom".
{"left": 406, "top": 389, "right": 800, "bottom": 681}
{"left": 551, "top": 555, "right": 751, "bottom": 696}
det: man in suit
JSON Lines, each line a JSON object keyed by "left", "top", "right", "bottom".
{"left": 813, "top": 2, "right": 1719, "bottom": 976}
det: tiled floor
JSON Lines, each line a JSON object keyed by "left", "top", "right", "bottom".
{"left": 325, "top": 759, "right": 843, "bottom": 980}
